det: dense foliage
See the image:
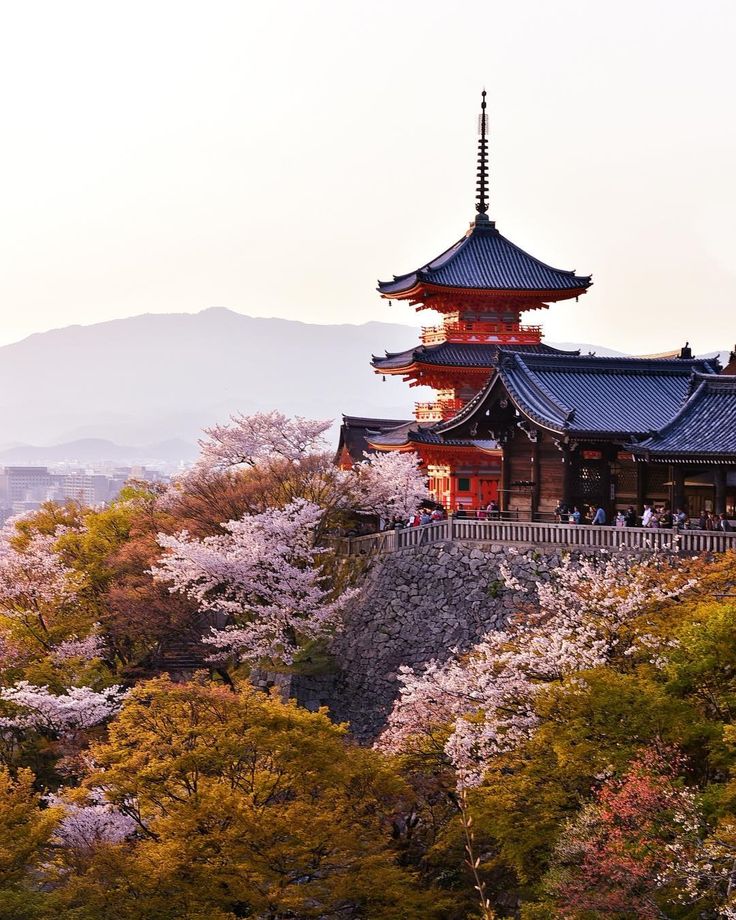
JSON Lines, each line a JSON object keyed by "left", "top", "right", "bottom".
{"left": 0, "top": 411, "right": 735, "bottom": 918}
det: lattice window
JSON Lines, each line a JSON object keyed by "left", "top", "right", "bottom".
{"left": 647, "top": 466, "right": 669, "bottom": 492}
{"left": 615, "top": 465, "right": 638, "bottom": 495}
{"left": 579, "top": 463, "right": 603, "bottom": 498}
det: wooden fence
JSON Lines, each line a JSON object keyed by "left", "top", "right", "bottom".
{"left": 340, "top": 519, "right": 736, "bottom": 557}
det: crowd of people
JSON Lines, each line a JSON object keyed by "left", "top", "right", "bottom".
{"left": 384, "top": 502, "right": 733, "bottom": 532}
{"left": 384, "top": 501, "right": 506, "bottom": 530}
{"left": 384, "top": 504, "right": 448, "bottom": 530}
{"left": 553, "top": 502, "right": 733, "bottom": 532}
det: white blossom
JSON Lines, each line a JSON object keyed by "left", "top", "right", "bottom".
{"left": 379, "top": 552, "right": 697, "bottom": 784}
{"left": 0, "top": 682, "right": 126, "bottom": 732}
{"left": 51, "top": 631, "right": 107, "bottom": 663}
{"left": 154, "top": 499, "right": 354, "bottom": 664}
{"left": 48, "top": 788, "right": 137, "bottom": 850}
{"left": 354, "top": 451, "right": 431, "bottom": 521}
{"left": 198, "top": 411, "right": 332, "bottom": 470}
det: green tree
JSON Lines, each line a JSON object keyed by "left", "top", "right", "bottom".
{"left": 0, "top": 767, "right": 58, "bottom": 919}
{"left": 47, "top": 677, "right": 446, "bottom": 919}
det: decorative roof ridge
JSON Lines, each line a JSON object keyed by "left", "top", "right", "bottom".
{"left": 341, "top": 414, "right": 412, "bottom": 427}
{"left": 433, "top": 374, "right": 497, "bottom": 435}
{"left": 379, "top": 235, "right": 467, "bottom": 289}
{"left": 691, "top": 371, "right": 736, "bottom": 387}
{"left": 505, "top": 353, "right": 575, "bottom": 423}
{"left": 371, "top": 345, "right": 420, "bottom": 361}
{"left": 508, "top": 352, "right": 717, "bottom": 373}
{"left": 497, "top": 343, "right": 581, "bottom": 358}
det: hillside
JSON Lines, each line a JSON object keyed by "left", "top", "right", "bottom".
{"left": 0, "top": 309, "right": 427, "bottom": 455}
{"left": 0, "top": 309, "right": 726, "bottom": 464}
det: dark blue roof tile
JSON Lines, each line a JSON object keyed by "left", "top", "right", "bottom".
{"left": 498, "top": 353, "right": 718, "bottom": 436}
{"left": 439, "top": 352, "right": 720, "bottom": 439}
{"left": 631, "top": 375, "right": 736, "bottom": 459}
{"left": 378, "top": 221, "right": 591, "bottom": 295}
{"left": 372, "top": 341, "right": 578, "bottom": 372}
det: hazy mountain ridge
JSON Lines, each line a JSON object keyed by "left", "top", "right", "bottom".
{"left": 0, "top": 308, "right": 426, "bottom": 452}
{"left": 0, "top": 309, "right": 727, "bottom": 464}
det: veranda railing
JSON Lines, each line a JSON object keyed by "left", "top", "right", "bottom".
{"left": 338, "top": 519, "right": 736, "bottom": 557}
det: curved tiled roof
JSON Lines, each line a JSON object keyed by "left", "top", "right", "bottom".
{"left": 378, "top": 219, "right": 591, "bottom": 296}
{"left": 335, "top": 415, "right": 412, "bottom": 464}
{"left": 366, "top": 420, "right": 499, "bottom": 452}
{"left": 630, "top": 375, "right": 736, "bottom": 459}
{"left": 499, "top": 353, "right": 718, "bottom": 436}
{"left": 372, "top": 341, "right": 578, "bottom": 372}
{"left": 439, "top": 352, "right": 720, "bottom": 439}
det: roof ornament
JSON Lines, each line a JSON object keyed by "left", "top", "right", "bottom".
{"left": 475, "top": 90, "right": 490, "bottom": 219}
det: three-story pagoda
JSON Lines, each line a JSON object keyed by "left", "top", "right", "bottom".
{"left": 363, "top": 92, "right": 592, "bottom": 509}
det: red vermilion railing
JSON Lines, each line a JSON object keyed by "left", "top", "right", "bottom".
{"left": 414, "top": 398, "right": 464, "bottom": 421}
{"left": 421, "top": 322, "right": 543, "bottom": 345}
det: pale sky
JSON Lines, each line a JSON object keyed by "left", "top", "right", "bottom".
{"left": 1, "top": 0, "right": 735, "bottom": 353}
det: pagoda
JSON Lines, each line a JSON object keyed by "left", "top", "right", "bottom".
{"left": 361, "top": 92, "right": 592, "bottom": 510}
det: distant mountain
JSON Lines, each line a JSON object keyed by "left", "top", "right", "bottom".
{"left": 0, "top": 309, "right": 726, "bottom": 465}
{"left": 0, "top": 309, "right": 427, "bottom": 459}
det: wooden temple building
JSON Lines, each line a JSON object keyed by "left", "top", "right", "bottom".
{"left": 337, "top": 94, "right": 736, "bottom": 520}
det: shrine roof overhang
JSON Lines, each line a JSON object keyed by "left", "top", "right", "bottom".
{"left": 626, "top": 374, "right": 736, "bottom": 463}
{"left": 436, "top": 350, "right": 721, "bottom": 441}
{"left": 377, "top": 219, "right": 592, "bottom": 300}
{"left": 371, "top": 341, "right": 580, "bottom": 373}
{"left": 365, "top": 420, "right": 500, "bottom": 455}
{"left": 335, "top": 415, "right": 413, "bottom": 464}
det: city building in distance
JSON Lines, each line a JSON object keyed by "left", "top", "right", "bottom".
{"left": 0, "top": 465, "right": 167, "bottom": 522}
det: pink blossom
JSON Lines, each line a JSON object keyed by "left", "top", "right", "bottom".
{"left": 0, "top": 634, "right": 24, "bottom": 671}
{"left": 154, "top": 499, "right": 354, "bottom": 664}
{"left": 51, "top": 631, "right": 107, "bottom": 663}
{"left": 354, "top": 451, "right": 431, "bottom": 521}
{"left": 48, "top": 788, "right": 137, "bottom": 850}
{"left": 0, "top": 528, "right": 82, "bottom": 627}
{"left": 198, "top": 411, "right": 332, "bottom": 470}
{"left": 0, "top": 682, "right": 126, "bottom": 732}
{"left": 379, "top": 552, "right": 697, "bottom": 784}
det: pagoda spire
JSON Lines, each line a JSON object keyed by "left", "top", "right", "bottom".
{"left": 475, "top": 90, "right": 489, "bottom": 217}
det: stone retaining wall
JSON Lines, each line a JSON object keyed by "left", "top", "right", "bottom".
{"left": 290, "top": 541, "right": 565, "bottom": 740}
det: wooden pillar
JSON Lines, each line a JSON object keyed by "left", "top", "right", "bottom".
{"left": 672, "top": 465, "right": 685, "bottom": 513}
{"left": 531, "top": 437, "right": 540, "bottom": 517}
{"left": 601, "top": 457, "right": 612, "bottom": 517}
{"left": 561, "top": 446, "right": 574, "bottom": 509}
{"left": 715, "top": 467, "right": 727, "bottom": 515}
{"left": 636, "top": 461, "right": 647, "bottom": 512}
{"left": 500, "top": 450, "right": 510, "bottom": 513}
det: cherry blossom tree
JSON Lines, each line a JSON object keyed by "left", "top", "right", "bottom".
{"left": 51, "top": 630, "right": 106, "bottom": 663}
{"left": 198, "top": 411, "right": 332, "bottom": 471}
{"left": 154, "top": 499, "right": 355, "bottom": 665}
{"left": 354, "top": 451, "right": 431, "bottom": 521}
{"left": 47, "top": 788, "right": 137, "bottom": 850}
{"left": 0, "top": 682, "right": 126, "bottom": 733}
{"left": 0, "top": 526, "right": 83, "bottom": 652}
{"left": 379, "top": 552, "right": 697, "bottom": 783}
